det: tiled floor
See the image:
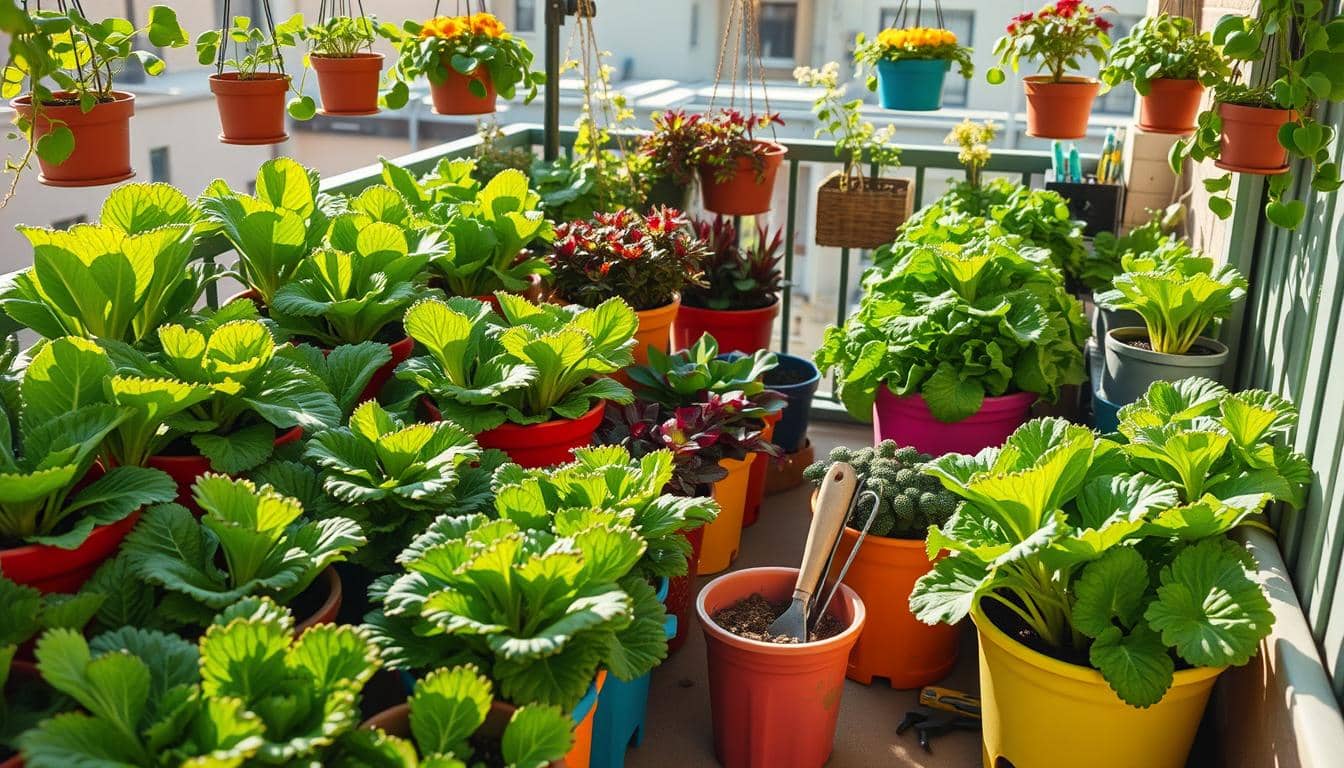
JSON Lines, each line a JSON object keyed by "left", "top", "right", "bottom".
{"left": 627, "top": 421, "right": 983, "bottom": 768}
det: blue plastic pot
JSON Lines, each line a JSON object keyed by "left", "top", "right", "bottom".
{"left": 590, "top": 579, "right": 676, "bottom": 768}
{"left": 762, "top": 353, "right": 820, "bottom": 454}
{"left": 875, "top": 58, "right": 950, "bottom": 111}
{"left": 1092, "top": 390, "right": 1121, "bottom": 434}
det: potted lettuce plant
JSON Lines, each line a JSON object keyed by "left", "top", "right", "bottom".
{"left": 548, "top": 207, "right": 708, "bottom": 367}
{"left": 854, "top": 25, "right": 973, "bottom": 111}
{"left": 988, "top": 1, "right": 1114, "bottom": 139}
{"left": 398, "top": 294, "right": 636, "bottom": 468}
{"left": 5, "top": 4, "right": 188, "bottom": 187}
{"left": 0, "top": 337, "right": 176, "bottom": 593}
{"left": 1100, "top": 13, "right": 1228, "bottom": 134}
{"left": 816, "top": 234, "right": 1088, "bottom": 456}
{"left": 675, "top": 217, "right": 784, "bottom": 354}
{"left": 1096, "top": 255, "right": 1247, "bottom": 405}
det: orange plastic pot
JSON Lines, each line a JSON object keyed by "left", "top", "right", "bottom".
{"left": 475, "top": 402, "right": 607, "bottom": 468}
{"left": 10, "top": 91, "right": 135, "bottom": 187}
{"left": 1215, "top": 102, "right": 1295, "bottom": 175}
{"left": 430, "top": 63, "right": 496, "bottom": 115}
{"left": 0, "top": 511, "right": 139, "bottom": 594}
{"left": 672, "top": 300, "right": 779, "bottom": 354}
{"left": 147, "top": 425, "right": 304, "bottom": 508}
{"left": 566, "top": 670, "right": 607, "bottom": 768}
{"left": 210, "top": 73, "right": 290, "bottom": 145}
{"left": 698, "top": 454, "right": 755, "bottom": 574}
{"left": 697, "top": 567, "right": 865, "bottom": 768}
{"left": 1138, "top": 78, "right": 1204, "bottom": 134}
{"left": 310, "top": 52, "right": 384, "bottom": 116}
{"left": 364, "top": 698, "right": 564, "bottom": 768}
{"left": 293, "top": 566, "right": 342, "bottom": 635}
{"left": 742, "top": 414, "right": 779, "bottom": 528}
{"left": 698, "top": 141, "right": 786, "bottom": 216}
{"left": 1023, "top": 76, "right": 1100, "bottom": 140}
{"left": 632, "top": 296, "right": 679, "bottom": 367}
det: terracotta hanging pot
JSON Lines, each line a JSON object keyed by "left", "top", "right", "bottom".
{"left": 1138, "top": 78, "right": 1204, "bottom": 134}
{"left": 698, "top": 141, "right": 786, "bottom": 216}
{"left": 1215, "top": 102, "right": 1295, "bottom": 175}
{"left": 209, "top": 72, "right": 290, "bottom": 145}
{"left": 310, "top": 52, "right": 384, "bottom": 116}
{"left": 1023, "top": 75, "right": 1100, "bottom": 140}
{"left": 430, "top": 63, "right": 496, "bottom": 115}
{"left": 10, "top": 91, "right": 135, "bottom": 187}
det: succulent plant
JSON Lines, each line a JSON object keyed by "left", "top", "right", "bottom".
{"left": 804, "top": 441, "right": 958, "bottom": 539}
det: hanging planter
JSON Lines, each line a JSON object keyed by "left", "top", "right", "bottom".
{"left": 1023, "top": 76, "right": 1102, "bottom": 139}
{"left": 698, "top": 138, "right": 786, "bottom": 216}
{"left": 197, "top": 9, "right": 306, "bottom": 145}
{"left": 814, "top": 173, "right": 913, "bottom": 249}
{"left": 1101, "top": 14, "right": 1228, "bottom": 136}
{"left": 854, "top": 5, "right": 974, "bottom": 112}
{"left": 1214, "top": 102, "right": 1294, "bottom": 174}
{"left": 1139, "top": 78, "right": 1205, "bottom": 134}
{"left": 295, "top": 1, "right": 389, "bottom": 115}
{"left": 209, "top": 73, "right": 290, "bottom": 144}
{"left": 4, "top": 3, "right": 189, "bottom": 188}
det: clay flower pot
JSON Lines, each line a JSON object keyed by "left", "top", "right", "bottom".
{"left": 697, "top": 454, "right": 755, "bottom": 575}
{"left": 872, "top": 386, "right": 1036, "bottom": 457}
{"left": 672, "top": 299, "right": 779, "bottom": 355}
{"left": 293, "top": 566, "right": 342, "bottom": 634}
{"left": 0, "top": 512, "right": 140, "bottom": 594}
{"left": 698, "top": 141, "right": 786, "bottom": 216}
{"left": 209, "top": 73, "right": 290, "bottom": 145}
{"left": 1138, "top": 78, "right": 1204, "bottom": 134}
{"left": 310, "top": 52, "right": 384, "bottom": 116}
{"left": 148, "top": 425, "right": 305, "bottom": 508}
{"left": 10, "top": 90, "right": 135, "bottom": 187}
{"left": 697, "top": 567, "right": 865, "bottom": 768}
{"left": 1023, "top": 75, "right": 1101, "bottom": 140}
{"left": 430, "top": 63, "right": 496, "bottom": 115}
{"left": 473, "top": 402, "right": 608, "bottom": 469}
{"left": 1215, "top": 102, "right": 1295, "bottom": 175}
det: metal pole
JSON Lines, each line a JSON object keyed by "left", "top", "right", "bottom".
{"left": 543, "top": 0, "right": 563, "bottom": 160}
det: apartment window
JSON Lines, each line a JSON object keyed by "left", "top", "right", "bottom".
{"left": 759, "top": 2, "right": 798, "bottom": 65}
{"left": 880, "top": 8, "right": 974, "bottom": 108}
{"left": 149, "top": 146, "right": 170, "bottom": 184}
{"left": 1093, "top": 15, "right": 1140, "bottom": 115}
{"left": 514, "top": 0, "right": 536, "bottom": 33}
{"left": 51, "top": 214, "right": 87, "bottom": 230}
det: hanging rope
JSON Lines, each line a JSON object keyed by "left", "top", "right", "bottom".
{"left": 215, "top": 0, "right": 287, "bottom": 77}
{"left": 562, "top": 0, "right": 639, "bottom": 177}
{"left": 891, "top": 0, "right": 946, "bottom": 30}
{"left": 317, "top": 0, "right": 375, "bottom": 52}
{"left": 708, "top": 0, "right": 776, "bottom": 140}
{"left": 432, "top": 0, "right": 487, "bottom": 16}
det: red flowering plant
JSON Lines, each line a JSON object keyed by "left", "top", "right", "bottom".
{"left": 547, "top": 207, "right": 709, "bottom": 311}
{"left": 681, "top": 216, "right": 784, "bottom": 311}
{"left": 697, "top": 108, "right": 785, "bottom": 183}
{"left": 988, "top": 1, "right": 1114, "bottom": 85}
{"left": 640, "top": 109, "right": 704, "bottom": 186}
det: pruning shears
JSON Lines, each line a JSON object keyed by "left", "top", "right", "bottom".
{"left": 897, "top": 686, "right": 981, "bottom": 753}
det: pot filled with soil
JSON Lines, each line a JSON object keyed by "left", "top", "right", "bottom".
{"left": 697, "top": 566, "right": 864, "bottom": 768}
{"left": 1101, "top": 327, "right": 1229, "bottom": 406}
{"left": 1023, "top": 75, "right": 1100, "bottom": 140}
{"left": 698, "top": 142, "right": 786, "bottom": 217}
{"left": 310, "top": 52, "right": 384, "bottom": 116}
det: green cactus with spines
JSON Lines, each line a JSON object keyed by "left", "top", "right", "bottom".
{"left": 805, "top": 440, "right": 960, "bottom": 539}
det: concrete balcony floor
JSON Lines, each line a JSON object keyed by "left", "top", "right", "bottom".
{"left": 628, "top": 421, "right": 983, "bottom": 768}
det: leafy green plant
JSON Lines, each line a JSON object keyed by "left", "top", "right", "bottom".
{"left": 398, "top": 294, "right": 635, "bottom": 432}
{"left": 100, "top": 317, "right": 341, "bottom": 472}
{"left": 382, "top": 12, "right": 544, "bottom": 110}
{"left": 988, "top": 1, "right": 1113, "bottom": 85}
{"left": 304, "top": 12, "right": 382, "bottom": 57}
{"left": 120, "top": 474, "right": 363, "bottom": 628}
{"left": 817, "top": 235, "right": 1087, "bottom": 423}
{"left": 681, "top": 217, "right": 784, "bottom": 311}
{"left": 271, "top": 219, "right": 432, "bottom": 347}
{"left": 1100, "top": 14, "right": 1229, "bottom": 94}
{"left": 911, "top": 418, "right": 1276, "bottom": 708}
{"left": 1, "top": 183, "right": 210, "bottom": 346}
{"left": 1084, "top": 204, "right": 1187, "bottom": 291}
{"left": 0, "top": 337, "right": 176, "bottom": 548}
{"left": 274, "top": 341, "right": 395, "bottom": 420}
{"left": 629, "top": 333, "right": 781, "bottom": 411}
{"left": 794, "top": 61, "right": 901, "bottom": 192}
{"left": 804, "top": 441, "right": 958, "bottom": 539}
{"left": 1171, "top": 7, "right": 1344, "bottom": 230}
{"left": 332, "top": 664, "right": 575, "bottom": 767}
{"left": 1095, "top": 259, "right": 1247, "bottom": 355}
{"left": 0, "top": 4, "right": 187, "bottom": 190}
{"left": 198, "top": 157, "right": 334, "bottom": 309}
{"left": 548, "top": 208, "right": 708, "bottom": 311}
{"left": 20, "top": 596, "right": 380, "bottom": 766}
{"left": 294, "top": 400, "right": 495, "bottom": 567}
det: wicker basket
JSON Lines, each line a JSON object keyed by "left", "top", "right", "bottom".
{"left": 814, "top": 171, "right": 913, "bottom": 249}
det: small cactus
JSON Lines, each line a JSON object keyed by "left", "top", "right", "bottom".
{"left": 805, "top": 440, "right": 960, "bottom": 539}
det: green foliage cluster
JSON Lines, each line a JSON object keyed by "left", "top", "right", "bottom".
{"left": 1101, "top": 13, "right": 1229, "bottom": 93}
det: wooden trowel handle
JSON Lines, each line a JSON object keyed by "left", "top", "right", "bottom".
{"left": 794, "top": 462, "right": 858, "bottom": 602}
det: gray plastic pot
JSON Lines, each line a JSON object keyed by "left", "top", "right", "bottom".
{"left": 1101, "top": 327, "right": 1229, "bottom": 405}
{"left": 1091, "top": 294, "right": 1143, "bottom": 343}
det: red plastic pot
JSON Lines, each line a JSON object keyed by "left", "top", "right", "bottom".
{"left": 665, "top": 524, "right": 705, "bottom": 654}
{"left": 1138, "top": 78, "right": 1204, "bottom": 134}
{"left": 209, "top": 73, "right": 290, "bottom": 145}
{"left": 742, "top": 413, "right": 780, "bottom": 528}
{"left": 9, "top": 91, "right": 135, "bottom": 187}
{"left": 873, "top": 386, "right": 1035, "bottom": 457}
{"left": 1023, "top": 75, "right": 1100, "bottom": 140}
{"left": 294, "top": 566, "right": 342, "bottom": 635}
{"left": 430, "top": 63, "right": 496, "bottom": 115}
{"left": 147, "top": 425, "right": 305, "bottom": 508}
{"left": 698, "top": 141, "right": 786, "bottom": 216}
{"left": 310, "top": 52, "right": 383, "bottom": 116}
{"left": 0, "top": 512, "right": 140, "bottom": 594}
{"left": 697, "top": 567, "right": 865, "bottom": 768}
{"left": 322, "top": 336, "right": 413, "bottom": 404}
{"left": 672, "top": 300, "right": 779, "bottom": 354}
{"left": 1215, "top": 102, "right": 1295, "bottom": 175}
{"left": 475, "top": 402, "right": 607, "bottom": 469}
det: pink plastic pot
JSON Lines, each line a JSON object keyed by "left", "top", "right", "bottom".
{"left": 697, "top": 567, "right": 865, "bottom": 768}
{"left": 872, "top": 386, "right": 1036, "bottom": 457}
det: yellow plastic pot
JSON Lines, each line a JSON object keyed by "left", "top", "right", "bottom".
{"left": 698, "top": 455, "right": 755, "bottom": 575}
{"left": 973, "top": 600, "right": 1223, "bottom": 768}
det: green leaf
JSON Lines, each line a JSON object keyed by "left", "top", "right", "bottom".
{"left": 193, "top": 422, "right": 277, "bottom": 474}
{"left": 909, "top": 555, "right": 989, "bottom": 625}
{"left": 1089, "top": 623, "right": 1175, "bottom": 708}
{"left": 921, "top": 363, "right": 985, "bottom": 422}
{"left": 502, "top": 705, "right": 575, "bottom": 768}
{"left": 35, "top": 125, "right": 75, "bottom": 165}
{"left": 35, "top": 628, "right": 150, "bottom": 736}
{"left": 288, "top": 94, "right": 318, "bottom": 121}
{"left": 1071, "top": 546, "right": 1149, "bottom": 638}
{"left": 1265, "top": 199, "right": 1305, "bottom": 229}
{"left": 409, "top": 665, "right": 493, "bottom": 757}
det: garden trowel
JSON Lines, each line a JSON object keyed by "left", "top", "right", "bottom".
{"left": 768, "top": 461, "right": 858, "bottom": 642}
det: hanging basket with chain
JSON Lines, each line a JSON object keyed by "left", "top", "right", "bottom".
{"left": 305, "top": 0, "right": 384, "bottom": 117}
{"left": 855, "top": 0, "right": 972, "bottom": 112}
{"left": 199, "top": 0, "right": 299, "bottom": 145}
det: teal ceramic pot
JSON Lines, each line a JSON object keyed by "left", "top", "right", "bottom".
{"left": 875, "top": 58, "right": 950, "bottom": 111}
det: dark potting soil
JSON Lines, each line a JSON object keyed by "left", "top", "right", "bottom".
{"left": 764, "top": 366, "right": 813, "bottom": 386}
{"left": 711, "top": 593, "right": 844, "bottom": 644}
{"left": 287, "top": 571, "right": 332, "bottom": 625}
{"left": 1121, "top": 337, "right": 1218, "bottom": 355}
{"left": 468, "top": 733, "right": 508, "bottom": 768}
